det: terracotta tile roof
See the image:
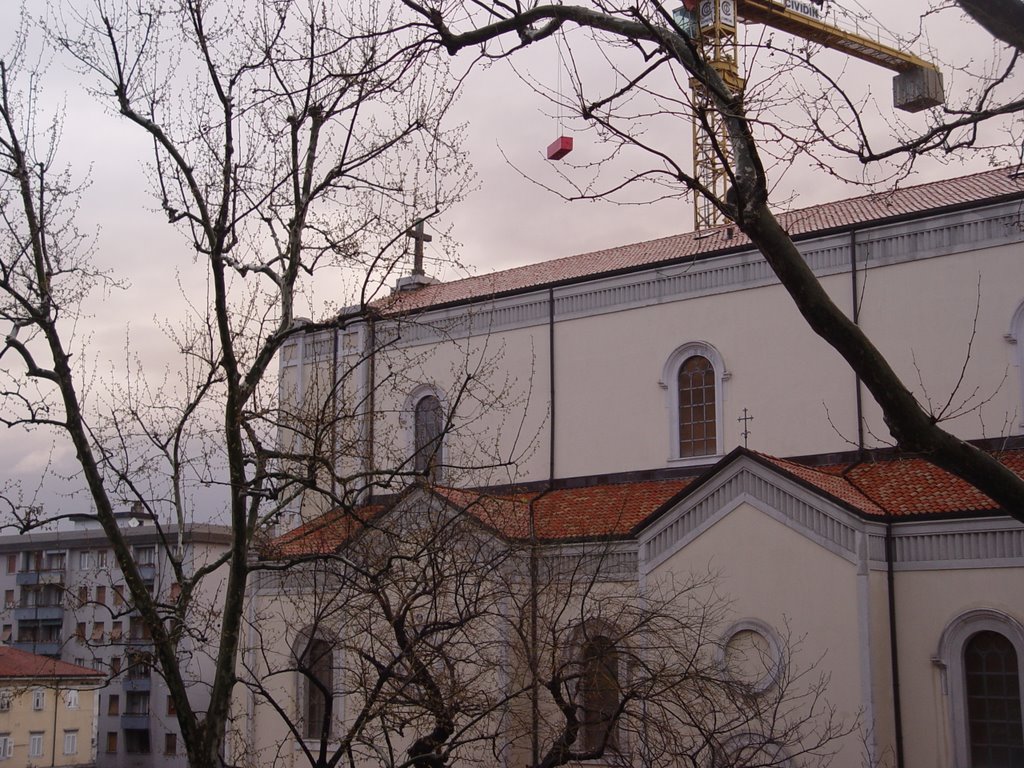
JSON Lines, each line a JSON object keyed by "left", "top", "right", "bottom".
{"left": 265, "top": 504, "right": 385, "bottom": 557}
{"left": 269, "top": 448, "right": 1024, "bottom": 556}
{"left": 841, "top": 450, "right": 1024, "bottom": 517}
{"left": 437, "top": 479, "right": 693, "bottom": 540}
{"left": 758, "top": 449, "right": 1024, "bottom": 519}
{"left": 758, "top": 455, "right": 886, "bottom": 517}
{"left": 0, "top": 647, "right": 103, "bottom": 680}
{"left": 377, "top": 167, "right": 1024, "bottom": 314}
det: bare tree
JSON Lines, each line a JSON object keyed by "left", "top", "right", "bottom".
{"left": 0, "top": 1, "right": 485, "bottom": 765}
{"left": 399, "top": 0, "right": 1024, "bottom": 517}
{"left": 241, "top": 486, "right": 848, "bottom": 768}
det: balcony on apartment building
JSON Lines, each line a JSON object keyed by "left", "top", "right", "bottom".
{"left": 12, "top": 622, "right": 63, "bottom": 657}
{"left": 120, "top": 692, "right": 151, "bottom": 729}
{"left": 123, "top": 658, "right": 152, "bottom": 692}
{"left": 14, "top": 583, "right": 66, "bottom": 622}
{"left": 15, "top": 552, "right": 66, "bottom": 586}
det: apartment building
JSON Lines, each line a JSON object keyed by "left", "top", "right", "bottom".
{"left": 0, "top": 512, "right": 231, "bottom": 768}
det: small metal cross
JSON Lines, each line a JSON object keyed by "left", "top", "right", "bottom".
{"left": 737, "top": 408, "right": 754, "bottom": 448}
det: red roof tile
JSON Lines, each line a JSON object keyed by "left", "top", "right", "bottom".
{"left": 759, "top": 449, "right": 1024, "bottom": 518}
{"left": 378, "top": 167, "right": 1024, "bottom": 314}
{"left": 841, "top": 450, "right": 1024, "bottom": 517}
{"left": 759, "top": 455, "right": 886, "bottom": 517}
{"left": 266, "top": 504, "right": 385, "bottom": 557}
{"left": 438, "top": 479, "right": 693, "bottom": 540}
{"left": 0, "top": 647, "right": 103, "bottom": 680}
{"left": 270, "top": 448, "right": 1024, "bottom": 556}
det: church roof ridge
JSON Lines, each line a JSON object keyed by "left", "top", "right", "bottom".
{"left": 376, "top": 166, "right": 1024, "bottom": 315}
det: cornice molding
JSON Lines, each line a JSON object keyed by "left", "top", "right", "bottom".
{"left": 381, "top": 199, "right": 1024, "bottom": 348}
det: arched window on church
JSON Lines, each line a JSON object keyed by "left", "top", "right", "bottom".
{"left": 678, "top": 355, "right": 716, "bottom": 458}
{"left": 938, "top": 609, "right": 1024, "bottom": 767}
{"left": 298, "top": 635, "right": 335, "bottom": 741}
{"left": 414, "top": 394, "right": 444, "bottom": 481}
{"left": 964, "top": 631, "right": 1024, "bottom": 766}
{"left": 579, "top": 635, "right": 620, "bottom": 753}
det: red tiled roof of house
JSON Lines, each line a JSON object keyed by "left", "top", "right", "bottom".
{"left": 378, "top": 167, "right": 1024, "bottom": 314}
{"left": 0, "top": 647, "right": 103, "bottom": 680}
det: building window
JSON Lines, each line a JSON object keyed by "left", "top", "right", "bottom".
{"left": 78, "top": 551, "right": 91, "bottom": 570}
{"left": 108, "top": 694, "right": 120, "bottom": 716}
{"left": 31, "top": 689, "right": 44, "bottom": 711}
{"left": 0, "top": 734, "right": 11, "bottom": 759}
{"left": 106, "top": 732, "right": 118, "bottom": 754}
{"left": 965, "top": 631, "right": 1023, "bottom": 765}
{"left": 578, "top": 635, "right": 621, "bottom": 753}
{"left": 125, "top": 729, "right": 150, "bottom": 754}
{"left": 3, "top": 591, "right": 12, "bottom": 609}
{"left": 662, "top": 342, "right": 726, "bottom": 461}
{"left": 28, "top": 732, "right": 42, "bottom": 758}
{"left": 95, "top": 585, "right": 106, "bottom": 604}
{"left": 938, "top": 609, "right": 1024, "bottom": 767}
{"left": 111, "top": 656, "right": 122, "bottom": 676}
{"left": 297, "top": 634, "right": 336, "bottom": 741}
{"left": 164, "top": 733, "right": 177, "bottom": 756}
{"left": 75, "top": 623, "right": 86, "bottom": 642}
{"left": 126, "top": 691, "right": 150, "bottom": 716}
{"left": 4, "top": 555, "right": 14, "bottom": 574}
{"left": 413, "top": 394, "right": 444, "bottom": 481}
{"left": 716, "top": 619, "right": 785, "bottom": 694}
{"left": 0, "top": 626, "right": 10, "bottom": 644}
{"left": 134, "top": 546, "right": 155, "bottom": 566}
{"left": 111, "top": 621, "right": 123, "bottom": 641}
{"left": 0, "top": 692, "right": 10, "bottom": 712}
{"left": 63, "top": 730, "right": 78, "bottom": 755}
{"left": 677, "top": 355, "right": 716, "bottom": 457}
{"left": 64, "top": 689, "right": 79, "bottom": 709}
{"left": 96, "top": 550, "right": 108, "bottom": 567}
{"left": 113, "top": 584, "right": 125, "bottom": 607}
{"left": 167, "top": 695, "right": 176, "bottom": 716}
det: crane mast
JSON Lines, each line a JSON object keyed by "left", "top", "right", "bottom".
{"left": 682, "top": 0, "right": 944, "bottom": 231}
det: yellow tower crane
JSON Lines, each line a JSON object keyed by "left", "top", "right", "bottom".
{"left": 674, "top": 0, "right": 944, "bottom": 231}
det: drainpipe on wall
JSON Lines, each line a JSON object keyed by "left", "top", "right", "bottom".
{"left": 50, "top": 684, "right": 57, "bottom": 768}
{"left": 850, "top": 229, "right": 866, "bottom": 453}
{"left": 885, "top": 518, "right": 906, "bottom": 768}
{"left": 548, "top": 288, "right": 556, "bottom": 483}
{"left": 365, "top": 316, "right": 377, "bottom": 502}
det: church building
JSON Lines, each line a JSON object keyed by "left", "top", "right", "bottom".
{"left": 243, "top": 167, "right": 1024, "bottom": 768}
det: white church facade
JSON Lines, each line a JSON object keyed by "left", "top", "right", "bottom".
{"left": 241, "top": 167, "right": 1024, "bottom": 768}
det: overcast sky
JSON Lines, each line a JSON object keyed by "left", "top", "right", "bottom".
{"left": 0, "top": 0, "right": 1017, "bottom": 522}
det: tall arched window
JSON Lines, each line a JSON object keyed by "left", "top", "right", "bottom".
{"left": 414, "top": 394, "right": 444, "bottom": 481}
{"left": 965, "top": 631, "right": 1024, "bottom": 766}
{"left": 678, "top": 355, "right": 716, "bottom": 458}
{"left": 662, "top": 342, "right": 725, "bottom": 462}
{"left": 938, "top": 609, "right": 1024, "bottom": 767}
{"left": 579, "top": 635, "right": 620, "bottom": 752}
{"left": 298, "top": 636, "right": 335, "bottom": 741}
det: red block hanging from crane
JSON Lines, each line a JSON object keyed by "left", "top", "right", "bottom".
{"left": 547, "top": 135, "right": 574, "bottom": 160}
